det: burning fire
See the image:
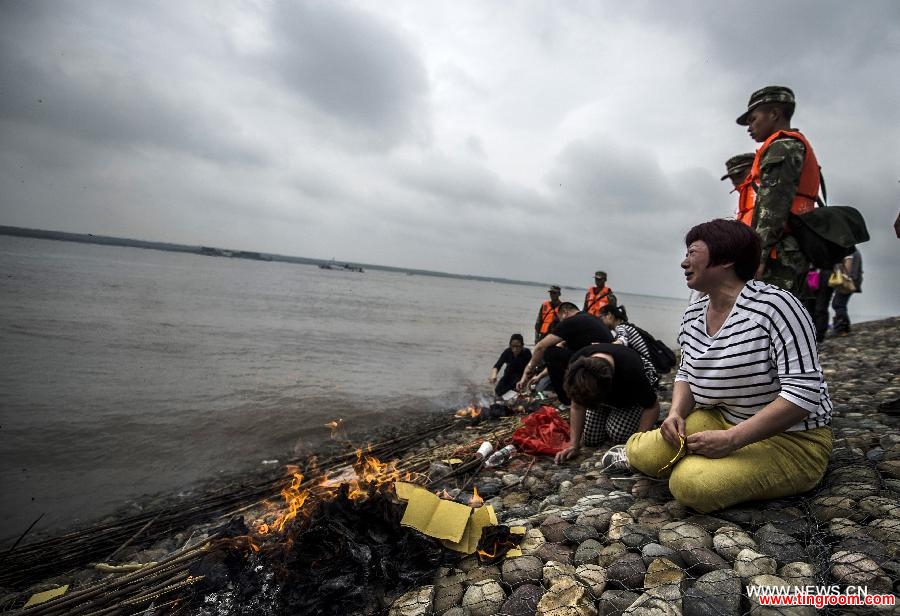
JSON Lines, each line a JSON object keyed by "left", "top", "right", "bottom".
{"left": 255, "top": 449, "right": 423, "bottom": 536}
{"left": 469, "top": 486, "right": 483, "bottom": 508}
{"left": 455, "top": 404, "right": 481, "bottom": 419}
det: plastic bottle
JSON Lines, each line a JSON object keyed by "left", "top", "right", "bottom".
{"left": 485, "top": 444, "right": 516, "bottom": 468}
{"left": 475, "top": 441, "right": 494, "bottom": 460}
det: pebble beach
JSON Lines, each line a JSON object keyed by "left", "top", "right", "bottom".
{"left": 4, "top": 316, "right": 899, "bottom": 616}
{"left": 389, "top": 316, "right": 900, "bottom": 615}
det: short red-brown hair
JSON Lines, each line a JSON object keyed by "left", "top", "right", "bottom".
{"left": 685, "top": 219, "right": 761, "bottom": 281}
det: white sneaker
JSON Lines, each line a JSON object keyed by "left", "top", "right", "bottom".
{"left": 599, "top": 444, "right": 630, "bottom": 473}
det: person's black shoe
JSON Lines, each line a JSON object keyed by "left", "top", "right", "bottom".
{"left": 878, "top": 398, "right": 900, "bottom": 415}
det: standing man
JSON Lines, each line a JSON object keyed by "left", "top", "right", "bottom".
{"left": 721, "top": 153, "right": 756, "bottom": 225}
{"left": 534, "top": 285, "right": 562, "bottom": 343}
{"left": 736, "top": 86, "right": 822, "bottom": 298}
{"left": 831, "top": 249, "right": 863, "bottom": 336}
{"left": 583, "top": 271, "right": 616, "bottom": 317}
{"left": 519, "top": 302, "right": 615, "bottom": 406}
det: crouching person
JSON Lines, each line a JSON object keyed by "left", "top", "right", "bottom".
{"left": 554, "top": 343, "right": 660, "bottom": 464}
{"left": 609, "top": 219, "right": 833, "bottom": 513}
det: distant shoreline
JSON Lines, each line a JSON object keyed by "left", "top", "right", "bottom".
{"left": 0, "top": 224, "right": 566, "bottom": 291}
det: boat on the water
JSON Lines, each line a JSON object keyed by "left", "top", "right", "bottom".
{"left": 318, "top": 260, "right": 365, "bottom": 273}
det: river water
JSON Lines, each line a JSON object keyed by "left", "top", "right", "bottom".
{"left": 0, "top": 236, "right": 688, "bottom": 540}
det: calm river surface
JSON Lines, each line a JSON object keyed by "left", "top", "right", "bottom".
{"left": 0, "top": 236, "right": 688, "bottom": 539}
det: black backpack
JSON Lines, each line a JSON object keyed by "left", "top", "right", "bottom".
{"left": 630, "top": 325, "right": 677, "bottom": 374}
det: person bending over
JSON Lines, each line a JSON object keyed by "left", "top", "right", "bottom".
{"left": 604, "top": 219, "right": 832, "bottom": 513}
{"left": 517, "top": 302, "right": 614, "bottom": 405}
{"left": 599, "top": 304, "right": 659, "bottom": 388}
{"left": 554, "top": 343, "right": 660, "bottom": 464}
{"left": 489, "top": 333, "right": 532, "bottom": 397}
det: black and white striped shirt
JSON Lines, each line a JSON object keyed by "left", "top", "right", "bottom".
{"left": 676, "top": 280, "right": 832, "bottom": 431}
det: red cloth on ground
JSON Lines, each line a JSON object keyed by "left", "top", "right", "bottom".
{"left": 511, "top": 406, "right": 571, "bottom": 455}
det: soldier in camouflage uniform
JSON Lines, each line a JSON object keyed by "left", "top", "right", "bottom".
{"left": 736, "top": 86, "right": 821, "bottom": 299}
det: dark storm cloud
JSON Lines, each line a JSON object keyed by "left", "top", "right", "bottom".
{"left": 268, "top": 1, "right": 430, "bottom": 148}
{"left": 0, "top": 2, "right": 260, "bottom": 165}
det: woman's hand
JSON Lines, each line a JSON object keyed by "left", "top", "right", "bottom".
{"left": 555, "top": 444, "right": 580, "bottom": 464}
{"left": 489, "top": 374, "right": 497, "bottom": 385}
{"left": 660, "top": 414, "right": 685, "bottom": 447}
{"left": 686, "top": 429, "right": 738, "bottom": 458}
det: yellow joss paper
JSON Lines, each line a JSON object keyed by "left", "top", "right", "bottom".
{"left": 24, "top": 585, "right": 69, "bottom": 607}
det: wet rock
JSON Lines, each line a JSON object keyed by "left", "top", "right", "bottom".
{"left": 461, "top": 579, "right": 506, "bottom": 616}
{"left": 432, "top": 569, "right": 466, "bottom": 614}
{"left": 778, "top": 562, "right": 815, "bottom": 588}
{"left": 535, "top": 542, "right": 574, "bottom": 565}
{"left": 501, "top": 555, "right": 543, "bottom": 589}
{"left": 607, "top": 512, "right": 634, "bottom": 542}
{"left": 575, "top": 564, "right": 607, "bottom": 599}
{"left": 866, "top": 518, "right": 900, "bottom": 544}
{"left": 620, "top": 523, "right": 658, "bottom": 550}
{"left": 389, "top": 585, "right": 434, "bottom": 616}
{"left": 641, "top": 543, "right": 683, "bottom": 567}
{"left": 829, "top": 550, "right": 892, "bottom": 592}
{"left": 542, "top": 560, "right": 577, "bottom": 589}
{"left": 753, "top": 523, "right": 806, "bottom": 568}
{"left": 574, "top": 539, "right": 603, "bottom": 566}
{"left": 464, "top": 563, "right": 501, "bottom": 584}
{"left": 643, "top": 557, "right": 684, "bottom": 590}
{"left": 606, "top": 552, "right": 646, "bottom": 591}
{"left": 878, "top": 460, "right": 900, "bottom": 480}
{"left": 598, "top": 542, "right": 628, "bottom": 567}
{"left": 713, "top": 526, "right": 757, "bottom": 562}
{"left": 684, "top": 568, "right": 741, "bottom": 616}
{"left": 597, "top": 589, "right": 640, "bottom": 615}
{"left": 810, "top": 496, "right": 860, "bottom": 523}
{"left": 734, "top": 548, "right": 777, "bottom": 579}
{"left": 498, "top": 583, "right": 543, "bottom": 616}
{"left": 860, "top": 495, "right": 900, "bottom": 519}
{"left": 658, "top": 521, "right": 712, "bottom": 550}
{"left": 677, "top": 546, "right": 730, "bottom": 575}
{"left": 537, "top": 576, "right": 596, "bottom": 615}
{"left": 521, "top": 528, "right": 547, "bottom": 555}
{"left": 565, "top": 523, "right": 601, "bottom": 545}
{"left": 540, "top": 515, "right": 572, "bottom": 543}
{"left": 576, "top": 507, "right": 614, "bottom": 534}
{"left": 624, "top": 593, "right": 681, "bottom": 615}
{"left": 828, "top": 517, "right": 863, "bottom": 539}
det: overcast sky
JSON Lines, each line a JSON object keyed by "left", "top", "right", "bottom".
{"left": 1, "top": 1, "right": 898, "bottom": 315}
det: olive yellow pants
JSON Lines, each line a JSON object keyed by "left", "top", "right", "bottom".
{"left": 625, "top": 408, "right": 833, "bottom": 513}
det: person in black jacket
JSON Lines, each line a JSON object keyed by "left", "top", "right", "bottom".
{"left": 489, "top": 334, "right": 532, "bottom": 397}
{"left": 517, "top": 302, "right": 614, "bottom": 405}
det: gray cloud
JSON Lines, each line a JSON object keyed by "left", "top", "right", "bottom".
{"left": 0, "top": 1, "right": 896, "bottom": 316}
{"left": 267, "top": 1, "right": 430, "bottom": 149}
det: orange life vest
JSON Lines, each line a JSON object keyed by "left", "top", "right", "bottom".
{"left": 584, "top": 286, "right": 612, "bottom": 317}
{"left": 537, "top": 301, "right": 559, "bottom": 335}
{"left": 737, "top": 129, "right": 820, "bottom": 228}
{"left": 734, "top": 183, "right": 757, "bottom": 227}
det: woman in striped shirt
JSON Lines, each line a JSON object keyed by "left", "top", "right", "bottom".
{"left": 607, "top": 219, "right": 833, "bottom": 513}
{"left": 599, "top": 304, "right": 660, "bottom": 388}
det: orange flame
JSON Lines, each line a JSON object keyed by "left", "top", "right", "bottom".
{"left": 469, "top": 486, "right": 483, "bottom": 508}
{"left": 455, "top": 405, "right": 481, "bottom": 419}
{"left": 254, "top": 450, "right": 425, "bottom": 536}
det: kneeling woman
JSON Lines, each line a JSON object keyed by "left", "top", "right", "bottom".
{"left": 618, "top": 219, "right": 833, "bottom": 513}
{"left": 554, "top": 343, "right": 660, "bottom": 464}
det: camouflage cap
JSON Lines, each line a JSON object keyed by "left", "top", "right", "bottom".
{"left": 548, "top": 285, "right": 561, "bottom": 293}
{"left": 720, "top": 153, "right": 756, "bottom": 181}
{"left": 736, "top": 86, "right": 796, "bottom": 125}
{"left": 594, "top": 270, "right": 607, "bottom": 279}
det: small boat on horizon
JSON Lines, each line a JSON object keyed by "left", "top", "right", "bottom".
{"left": 319, "top": 259, "right": 365, "bottom": 273}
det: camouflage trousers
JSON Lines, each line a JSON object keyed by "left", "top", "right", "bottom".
{"left": 761, "top": 235, "right": 812, "bottom": 303}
